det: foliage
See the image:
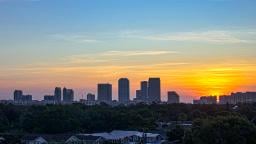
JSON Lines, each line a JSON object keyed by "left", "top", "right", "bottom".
{"left": 184, "top": 116, "right": 256, "bottom": 144}
{"left": 167, "top": 125, "right": 185, "bottom": 142}
{"left": 0, "top": 103, "right": 255, "bottom": 134}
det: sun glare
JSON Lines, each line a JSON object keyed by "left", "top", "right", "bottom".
{"left": 187, "top": 67, "right": 243, "bottom": 96}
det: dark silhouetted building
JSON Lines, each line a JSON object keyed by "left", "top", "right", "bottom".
{"left": 14, "top": 90, "right": 23, "bottom": 102}
{"left": 167, "top": 91, "right": 180, "bottom": 104}
{"left": 22, "top": 95, "right": 32, "bottom": 102}
{"left": 44, "top": 95, "right": 55, "bottom": 101}
{"left": 87, "top": 93, "right": 96, "bottom": 101}
{"left": 148, "top": 78, "right": 161, "bottom": 103}
{"left": 118, "top": 78, "right": 130, "bottom": 103}
{"left": 14, "top": 90, "right": 33, "bottom": 104}
{"left": 63, "top": 88, "right": 74, "bottom": 103}
{"left": 44, "top": 95, "right": 55, "bottom": 104}
{"left": 140, "top": 81, "right": 148, "bottom": 101}
{"left": 193, "top": 96, "right": 217, "bottom": 104}
{"left": 98, "top": 83, "right": 112, "bottom": 102}
{"left": 219, "top": 92, "right": 256, "bottom": 104}
{"left": 54, "top": 87, "right": 62, "bottom": 103}
{"left": 136, "top": 90, "right": 142, "bottom": 100}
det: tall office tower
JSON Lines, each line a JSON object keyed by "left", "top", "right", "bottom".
{"left": 54, "top": 87, "right": 62, "bottom": 103}
{"left": 14, "top": 90, "right": 23, "bottom": 102}
{"left": 87, "top": 93, "right": 96, "bottom": 101}
{"left": 118, "top": 78, "right": 130, "bottom": 103}
{"left": 167, "top": 91, "right": 180, "bottom": 104}
{"left": 63, "top": 87, "right": 74, "bottom": 103}
{"left": 140, "top": 81, "right": 148, "bottom": 101}
{"left": 98, "top": 83, "right": 112, "bottom": 102}
{"left": 148, "top": 78, "right": 161, "bottom": 103}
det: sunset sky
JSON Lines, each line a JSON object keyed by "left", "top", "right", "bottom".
{"left": 0, "top": 0, "right": 256, "bottom": 102}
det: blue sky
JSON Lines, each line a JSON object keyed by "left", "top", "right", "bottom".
{"left": 0, "top": 0, "right": 256, "bottom": 102}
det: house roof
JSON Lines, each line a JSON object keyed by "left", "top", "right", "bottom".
{"left": 85, "top": 130, "right": 160, "bottom": 140}
{"left": 22, "top": 135, "right": 42, "bottom": 141}
{"left": 21, "top": 134, "right": 72, "bottom": 141}
{"left": 111, "top": 130, "right": 143, "bottom": 138}
{"left": 75, "top": 135, "right": 102, "bottom": 141}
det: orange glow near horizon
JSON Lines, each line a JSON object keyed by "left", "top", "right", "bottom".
{"left": 0, "top": 61, "right": 256, "bottom": 102}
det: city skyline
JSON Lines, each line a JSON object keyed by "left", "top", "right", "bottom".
{"left": 0, "top": 0, "right": 256, "bottom": 102}
{"left": 6, "top": 77, "right": 256, "bottom": 104}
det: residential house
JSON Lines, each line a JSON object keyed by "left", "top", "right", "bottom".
{"left": 65, "top": 135, "right": 104, "bottom": 144}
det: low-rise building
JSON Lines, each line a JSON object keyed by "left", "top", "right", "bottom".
{"left": 219, "top": 92, "right": 256, "bottom": 104}
{"left": 66, "top": 135, "right": 104, "bottom": 144}
{"left": 167, "top": 91, "right": 180, "bottom": 104}
{"left": 193, "top": 96, "right": 217, "bottom": 104}
{"left": 21, "top": 135, "right": 48, "bottom": 144}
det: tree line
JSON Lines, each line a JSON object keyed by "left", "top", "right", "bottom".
{"left": 0, "top": 103, "right": 256, "bottom": 141}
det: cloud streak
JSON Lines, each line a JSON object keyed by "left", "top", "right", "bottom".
{"left": 142, "top": 31, "right": 252, "bottom": 43}
{"left": 50, "top": 34, "right": 99, "bottom": 43}
{"left": 102, "top": 50, "right": 178, "bottom": 56}
{"left": 63, "top": 50, "right": 178, "bottom": 65}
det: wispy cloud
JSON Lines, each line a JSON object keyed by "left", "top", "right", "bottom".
{"left": 102, "top": 50, "right": 178, "bottom": 56}
{"left": 142, "top": 31, "right": 252, "bottom": 43}
{"left": 63, "top": 50, "right": 178, "bottom": 65}
{"left": 119, "top": 29, "right": 255, "bottom": 44}
{"left": 50, "top": 34, "right": 99, "bottom": 43}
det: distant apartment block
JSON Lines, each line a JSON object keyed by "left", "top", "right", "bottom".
{"left": 63, "top": 88, "right": 74, "bottom": 103}
{"left": 193, "top": 96, "right": 217, "bottom": 104}
{"left": 118, "top": 78, "right": 130, "bottom": 103}
{"left": 44, "top": 95, "right": 55, "bottom": 104}
{"left": 14, "top": 90, "right": 23, "bottom": 102}
{"left": 87, "top": 93, "right": 96, "bottom": 101}
{"left": 136, "top": 90, "right": 142, "bottom": 100}
{"left": 219, "top": 92, "right": 256, "bottom": 104}
{"left": 97, "top": 83, "right": 112, "bottom": 103}
{"left": 140, "top": 81, "right": 148, "bottom": 101}
{"left": 148, "top": 78, "right": 161, "bottom": 103}
{"left": 13, "top": 90, "right": 32, "bottom": 104}
{"left": 54, "top": 87, "right": 62, "bottom": 103}
{"left": 167, "top": 91, "right": 180, "bottom": 104}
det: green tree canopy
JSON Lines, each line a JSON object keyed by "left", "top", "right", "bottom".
{"left": 184, "top": 116, "right": 256, "bottom": 144}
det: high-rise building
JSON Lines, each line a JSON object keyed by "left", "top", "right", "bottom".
{"left": 14, "top": 90, "right": 33, "bottom": 104}
{"left": 54, "top": 87, "right": 62, "bottom": 103}
{"left": 14, "top": 90, "right": 23, "bottom": 102}
{"left": 167, "top": 91, "right": 180, "bottom": 104}
{"left": 63, "top": 87, "right": 74, "bottom": 103}
{"left": 98, "top": 83, "right": 112, "bottom": 102}
{"left": 140, "top": 81, "right": 148, "bottom": 101}
{"left": 87, "top": 93, "right": 96, "bottom": 101}
{"left": 118, "top": 78, "right": 130, "bottom": 103}
{"left": 148, "top": 78, "right": 161, "bottom": 103}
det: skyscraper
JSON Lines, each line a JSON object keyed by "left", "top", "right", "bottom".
{"left": 54, "top": 87, "right": 62, "bottom": 103}
{"left": 140, "top": 81, "right": 148, "bottom": 101}
{"left": 167, "top": 91, "right": 180, "bottom": 104}
{"left": 63, "top": 87, "right": 74, "bottom": 103}
{"left": 118, "top": 78, "right": 130, "bottom": 103}
{"left": 98, "top": 83, "right": 112, "bottom": 102}
{"left": 148, "top": 78, "right": 161, "bottom": 103}
{"left": 14, "top": 90, "right": 23, "bottom": 102}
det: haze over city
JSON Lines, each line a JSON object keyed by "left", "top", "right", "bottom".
{"left": 0, "top": 0, "right": 256, "bottom": 103}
